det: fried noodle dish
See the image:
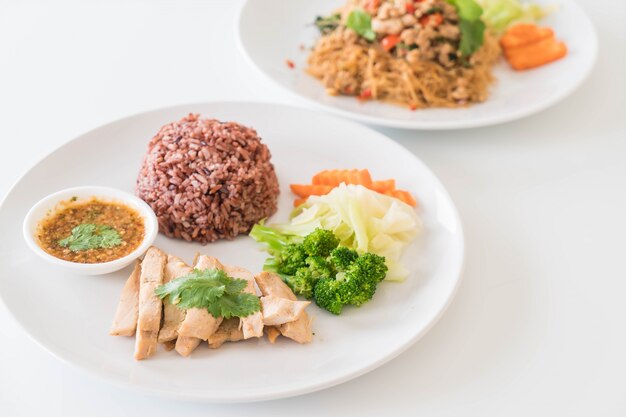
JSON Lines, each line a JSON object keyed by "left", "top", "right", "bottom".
{"left": 307, "top": 0, "right": 501, "bottom": 109}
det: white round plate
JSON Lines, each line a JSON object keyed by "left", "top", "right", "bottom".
{"left": 237, "top": 0, "right": 597, "bottom": 130}
{"left": 0, "top": 102, "right": 464, "bottom": 402}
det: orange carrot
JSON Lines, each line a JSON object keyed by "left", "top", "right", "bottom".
{"left": 500, "top": 23, "right": 554, "bottom": 49}
{"left": 289, "top": 184, "right": 334, "bottom": 198}
{"left": 371, "top": 179, "right": 396, "bottom": 193}
{"left": 385, "top": 189, "right": 418, "bottom": 207}
{"left": 505, "top": 37, "right": 567, "bottom": 70}
{"left": 311, "top": 169, "right": 372, "bottom": 187}
{"left": 293, "top": 197, "right": 307, "bottom": 207}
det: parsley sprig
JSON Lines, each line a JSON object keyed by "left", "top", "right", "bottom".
{"left": 155, "top": 269, "right": 261, "bottom": 319}
{"left": 58, "top": 223, "right": 123, "bottom": 252}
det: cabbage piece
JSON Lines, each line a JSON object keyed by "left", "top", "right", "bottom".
{"left": 477, "top": 0, "right": 552, "bottom": 31}
{"left": 275, "top": 184, "right": 422, "bottom": 281}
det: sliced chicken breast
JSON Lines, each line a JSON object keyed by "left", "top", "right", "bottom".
{"left": 255, "top": 271, "right": 297, "bottom": 301}
{"left": 279, "top": 317, "right": 313, "bottom": 344}
{"left": 175, "top": 336, "right": 202, "bottom": 357}
{"left": 223, "top": 265, "right": 264, "bottom": 339}
{"left": 265, "top": 326, "right": 281, "bottom": 344}
{"left": 109, "top": 261, "right": 141, "bottom": 336}
{"left": 161, "top": 340, "right": 176, "bottom": 352}
{"left": 261, "top": 296, "right": 310, "bottom": 326}
{"left": 158, "top": 255, "right": 192, "bottom": 343}
{"left": 255, "top": 272, "right": 313, "bottom": 344}
{"left": 176, "top": 255, "right": 223, "bottom": 341}
{"left": 134, "top": 247, "right": 166, "bottom": 360}
{"left": 208, "top": 318, "right": 245, "bottom": 349}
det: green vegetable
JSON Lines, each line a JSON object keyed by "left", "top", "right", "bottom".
{"left": 314, "top": 13, "right": 341, "bottom": 34}
{"left": 266, "top": 184, "right": 421, "bottom": 281}
{"left": 313, "top": 252, "right": 388, "bottom": 313}
{"left": 446, "top": 0, "right": 486, "bottom": 56}
{"left": 302, "top": 228, "right": 339, "bottom": 257}
{"left": 250, "top": 224, "right": 390, "bottom": 315}
{"left": 58, "top": 223, "right": 122, "bottom": 252}
{"left": 477, "top": 0, "right": 551, "bottom": 31}
{"left": 155, "top": 269, "right": 261, "bottom": 319}
{"left": 329, "top": 246, "right": 359, "bottom": 271}
{"left": 346, "top": 9, "right": 376, "bottom": 41}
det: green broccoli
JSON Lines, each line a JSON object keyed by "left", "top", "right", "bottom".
{"left": 302, "top": 228, "right": 339, "bottom": 257}
{"left": 313, "top": 251, "right": 388, "bottom": 313}
{"left": 284, "top": 268, "right": 317, "bottom": 298}
{"left": 275, "top": 244, "right": 308, "bottom": 276}
{"left": 313, "top": 278, "right": 344, "bottom": 315}
{"left": 306, "top": 255, "right": 335, "bottom": 279}
{"left": 329, "top": 246, "right": 359, "bottom": 271}
{"left": 350, "top": 252, "right": 388, "bottom": 283}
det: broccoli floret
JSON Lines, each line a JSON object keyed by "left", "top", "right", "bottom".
{"left": 284, "top": 267, "right": 317, "bottom": 298}
{"left": 302, "top": 228, "right": 339, "bottom": 257}
{"left": 306, "top": 255, "right": 335, "bottom": 279}
{"left": 329, "top": 246, "right": 359, "bottom": 271}
{"left": 313, "top": 278, "right": 344, "bottom": 315}
{"left": 314, "top": 251, "right": 388, "bottom": 312}
{"left": 275, "top": 244, "right": 308, "bottom": 276}
{"left": 350, "top": 252, "right": 388, "bottom": 283}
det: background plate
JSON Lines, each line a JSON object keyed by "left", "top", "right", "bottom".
{"left": 0, "top": 102, "right": 464, "bottom": 402}
{"left": 237, "top": 0, "right": 597, "bottom": 129}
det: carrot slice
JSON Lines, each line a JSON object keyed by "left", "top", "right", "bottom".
{"left": 289, "top": 184, "right": 334, "bottom": 198}
{"left": 293, "top": 197, "right": 307, "bottom": 207}
{"left": 385, "top": 189, "right": 418, "bottom": 207}
{"left": 500, "top": 23, "right": 554, "bottom": 49}
{"left": 311, "top": 169, "right": 372, "bottom": 187}
{"left": 505, "top": 37, "right": 567, "bottom": 70}
{"left": 371, "top": 179, "right": 396, "bottom": 193}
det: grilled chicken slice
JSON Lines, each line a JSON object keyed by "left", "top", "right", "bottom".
{"left": 255, "top": 271, "right": 297, "bottom": 301}
{"left": 161, "top": 340, "right": 176, "bottom": 352}
{"left": 176, "top": 255, "right": 223, "bottom": 341}
{"left": 175, "top": 336, "right": 202, "bottom": 357}
{"left": 261, "top": 296, "right": 310, "bottom": 326}
{"left": 109, "top": 261, "right": 141, "bottom": 336}
{"left": 265, "top": 326, "right": 281, "bottom": 344}
{"left": 278, "top": 317, "right": 313, "bottom": 344}
{"left": 223, "top": 265, "right": 264, "bottom": 339}
{"left": 134, "top": 247, "right": 167, "bottom": 360}
{"left": 208, "top": 318, "right": 245, "bottom": 349}
{"left": 158, "top": 255, "right": 192, "bottom": 343}
{"left": 254, "top": 272, "right": 313, "bottom": 344}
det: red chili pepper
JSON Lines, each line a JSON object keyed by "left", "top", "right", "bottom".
{"left": 405, "top": 3, "right": 415, "bottom": 14}
{"left": 358, "top": 88, "right": 372, "bottom": 100}
{"left": 365, "top": 0, "right": 381, "bottom": 14}
{"left": 409, "top": 103, "right": 418, "bottom": 111}
{"left": 381, "top": 34, "right": 401, "bottom": 52}
{"left": 286, "top": 59, "right": 295, "bottom": 69}
{"left": 419, "top": 12, "right": 444, "bottom": 27}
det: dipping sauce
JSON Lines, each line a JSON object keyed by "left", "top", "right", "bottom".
{"left": 37, "top": 198, "right": 145, "bottom": 263}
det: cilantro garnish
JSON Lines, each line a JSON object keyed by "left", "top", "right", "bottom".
{"left": 155, "top": 269, "right": 261, "bottom": 319}
{"left": 58, "top": 223, "right": 123, "bottom": 252}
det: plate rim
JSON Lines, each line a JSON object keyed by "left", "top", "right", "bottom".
{"left": 0, "top": 101, "right": 466, "bottom": 402}
{"left": 235, "top": 0, "right": 598, "bottom": 130}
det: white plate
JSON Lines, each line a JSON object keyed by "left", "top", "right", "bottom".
{"left": 0, "top": 102, "right": 464, "bottom": 402}
{"left": 237, "top": 0, "right": 597, "bottom": 130}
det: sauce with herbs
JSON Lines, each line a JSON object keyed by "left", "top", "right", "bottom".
{"left": 37, "top": 198, "right": 145, "bottom": 263}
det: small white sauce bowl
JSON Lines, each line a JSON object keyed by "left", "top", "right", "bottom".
{"left": 23, "top": 186, "right": 158, "bottom": 276}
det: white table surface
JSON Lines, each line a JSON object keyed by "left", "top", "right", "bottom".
{"left": 1, "top": 0, "right": 624, "bottom": 415}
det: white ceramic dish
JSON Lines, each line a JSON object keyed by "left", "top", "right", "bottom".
{"left": 0, "top": 102, "right": 464, "bottom": 402}
{"left": 237, "top": 0, "right": 597, "bottom": 130}
{"left": 22, "top": 186, "right": 158, "bottom": 276}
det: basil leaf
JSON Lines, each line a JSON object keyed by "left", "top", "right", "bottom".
{"left": 346, "top": 9, "right": 376, "bottom": 41}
